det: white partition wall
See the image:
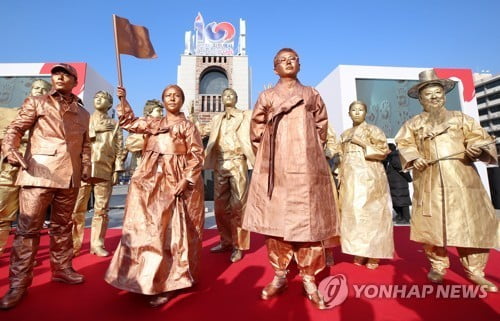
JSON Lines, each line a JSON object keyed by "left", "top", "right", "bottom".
{"left": 316, "top": 65, "right": 491, "bottom": 195}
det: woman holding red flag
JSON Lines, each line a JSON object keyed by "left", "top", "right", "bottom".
{"left": 105, "top": 85, "right": 205, "bottom": 307}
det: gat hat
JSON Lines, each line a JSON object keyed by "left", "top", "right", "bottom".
{"left": 407, "top": 69, "right": 455, "bottom": 99}
{"left": 50, "top": 63, "right": 78, "bottom": 80}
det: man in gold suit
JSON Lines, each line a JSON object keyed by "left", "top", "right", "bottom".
{"left": 125, "top": 99, "right": 164, "bottom": 173}
{"left": 0, "top": 79, "right": 51, "bottom": 257}
{"left": 0, "top": 63, "right": 91, "bottom": 309}
{"left": 243, "top": 48, "right": 339, "bottom": 309}
{"left": 72, "top": 91, "right": 124, "bottom": 257}
{"left": 204, "top": 88, "right": 254, "bottom": 263}
{"left": 395, "top": 69, "right": 499, "bottom": 292}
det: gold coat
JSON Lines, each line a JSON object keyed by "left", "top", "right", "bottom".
{"left": 125, "top": 133, "right": 144, "bottom": 171}
{"left": 204, "top": 108, "right": 255, "bottom": 169}
{"left": 204, "top": 108, "right": 254, "bottom": 249}
{"left": 395, "top": 110, "right": 499, "bottom": 248}
{"left": 1, "top": 92, "right": 91, "bottom": 188}
{"left": 243, "top": 80, "right": 339, "bottom": 242}
{"left": 87, "top": 111, "right": 125, "bottom": 181}
{"left": 105, "top": 100, "right": 205, "bottom": 295}
{"left": 339, "top": 122, "right": 394, "bottom": 258}
{"left": 0, "top": 108, "right": 29, "bottom": 224}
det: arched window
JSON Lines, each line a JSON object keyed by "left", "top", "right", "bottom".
{"left": 199, "top": 68, "right": 228, "bottom": 112}
{"left": 200, "top": 70, "right": 228, "bottom": 94}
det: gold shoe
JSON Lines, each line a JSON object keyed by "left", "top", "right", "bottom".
{"left": 303, "top": 279, "right": 326, "bottom": 310}
{"left": 468, "top": 275, "right": 498, "bottom": 292}
{"left": 353, "top": 256, "right": 367, "bottom": 266}
{"left": 305, "top": 291, "right": 327, "bottom": 310}
{"left": 90, "top": 247, "right": 109, "bottom": 257}
{"left": 261, "top": 275, "right": 287, "bottom": 300}
{"left": 366, "top": 258, "right": 379, "bottom": 270}
{"left": 52, "top": 267, "right": 85, "bottom": 284}
{"left": 427, "top": 269, "right": 444, "bottom": 284}
{"left": 149, "top": 292, "right": 173, "bottom": 308}
{"left": 210, "top": 243, "right": 232, "bottom": 253}
{"left": 230, "top": 249, "right": 243, "bottom": 263}
{"left": 0, "top": 288, "right": 27, "bottom": 310}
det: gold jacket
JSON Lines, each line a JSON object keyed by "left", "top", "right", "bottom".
{"left": 88, "top": 112, "right": 124, "bottom": 181}
{"left": 339, "top": 122, "right": 394, "bottom": 258}
{"left": 1, "top": 92, "right": 91, "bottom": 188}
{"left": 395, "top": 110, "right": 499, "bottom": 248}
{"left": 0, "top": 108, "right": 27, "bottom": 186}
{"left": 204, "top": 108, "right": 255, "bottom": 169}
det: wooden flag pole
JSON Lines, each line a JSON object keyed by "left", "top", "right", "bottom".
{"left": 112, "top": 14, "right": 124, "bottom": 88}
{"left": 112, "top": 14, "right": 123, "bottom": 136}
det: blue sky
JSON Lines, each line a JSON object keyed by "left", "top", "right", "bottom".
{"left": 1, "top": 0, "right": 499, "bottom": 115}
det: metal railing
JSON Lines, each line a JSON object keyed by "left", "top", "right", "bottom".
{"left": 200, "top": 94, "right": 223, "bottom": 112}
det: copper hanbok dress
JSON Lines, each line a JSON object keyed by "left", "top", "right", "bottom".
{"left": 243, "top": 80, "right": 339, "bottom": 243}
{"left": 339, "top": 122, "right": 394, "bottom": 259}
{"left": 105, "top": 101, "right": 205, "bottom": 295}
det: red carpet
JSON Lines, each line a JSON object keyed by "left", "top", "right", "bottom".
{"left": 0, "top": 227, "right": 498, "bottom": 321}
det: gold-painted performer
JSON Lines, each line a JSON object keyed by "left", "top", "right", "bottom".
{"left": 395, "top": 69, "right": 499, "bottom": 292}
{"left": 105, "top": 85, "right": 205, "bottom": 307}
{"left": 124, "top": 99, "right": 164, "bottom": 173}
{"left": 0, "top": 79, "right": 51, "bottom": 257}
{"left": 242, "top": 48, "right": 340, "bottom": 309}
{"left": 71, "top": 91, "right": 124, "bottom": 257}
{"left": 0, "top": 64, "right": 91, "bottom": 309}
{"left": 338, "top": 100, "right": 394, "bottom": 269}
{"left": 204, "top": 88, "right": 254, "bottom": 263}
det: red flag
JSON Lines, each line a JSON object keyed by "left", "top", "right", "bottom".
{"left": 114, "top": 15, "right": 157, "bottom": 59}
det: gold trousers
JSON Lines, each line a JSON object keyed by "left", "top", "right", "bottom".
{"left": 423, "top": 244, "right": 490, "bottom": 277}
{"left": 0, "top": 185, "right": 19, "bottom": 254}
{"left": 9, "top": 186, "right": 79, "bottom": 288}
{"left": 72, "top": 181, "right": 112, "bottom": 253}
{"left": 0, "top": 185, "right": 19, "bottom": 222}
{"left": 265, "top": 236, "right": 325, "bottom": 277}
{"left": 213, "top": 158, "right": 250, "bottom": 250}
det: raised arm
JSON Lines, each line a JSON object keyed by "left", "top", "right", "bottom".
{"left": 116, "top": 86, "right": 155, "bottom": 134}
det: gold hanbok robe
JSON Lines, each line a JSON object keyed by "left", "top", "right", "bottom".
{"left": 339, "top": 122, "right": 394, "bottom": 258}
{"left": 395, "top": 110, "right": 499, "bottom": 248}
{"left": 105, "top": 100, "right": 205, "bottom": 295}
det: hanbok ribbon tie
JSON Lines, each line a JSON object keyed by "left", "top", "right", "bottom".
{"left": 266, "top": 96, "right": 303, "bottom": 198}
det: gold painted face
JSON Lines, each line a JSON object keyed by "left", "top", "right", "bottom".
{"left": 274, "top": 51, "right": 300, "bottom": 78}
{"left": 222, "top": 89, "right": 237, "bottom": 108}
{"left": 419, "top": 85, "right": 446, "bottom": 112}
{"left": 30, "top": 80, "right": 51, "bottom": 97}
{"left": 149, "top": 106, "right": 163, "bottom": 118}
{"left": 162, "top": 87, "right": 183, "bottom": 114}
{"left": 349, "top": 103, "right": 366, "bottom": 125}
{"left": 94, "top": 92, "right": 112, "bottom": 111}
{"left": 51, "top": 71, "right": 77, "bottom": 94}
